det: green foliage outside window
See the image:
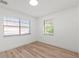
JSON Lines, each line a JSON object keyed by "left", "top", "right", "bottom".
{"left": 44, "top": 20, "right": 54, "bottom": 35}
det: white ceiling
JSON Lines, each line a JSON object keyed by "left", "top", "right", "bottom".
{"left": 0, "top": 0, "right": 78, "bottom": 18}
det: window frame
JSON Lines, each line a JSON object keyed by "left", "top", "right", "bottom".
{"left": 3, "top": 17, "right": 31, "bottom": 37}
{"left": 44, "top": 20, "right": 54, "bottom": 35}
{"left": 20, "top": 19, "right": 31, "bottom": 35}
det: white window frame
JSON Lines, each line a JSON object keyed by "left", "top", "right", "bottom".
{"left": 3, "top": 17, "right": 31, "bottom": 36}
{"left": 44, "top": 20, "right": 54, "bottom": 35}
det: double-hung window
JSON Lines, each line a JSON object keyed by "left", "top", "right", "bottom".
{"left": 44, "top": 20, "right": 54, "bottom": 35}
{"left": 3, "top": 17, "right": 30, "bottom": 36}
{"left": 20, "top": 20, "right": 30, "bottom": 34}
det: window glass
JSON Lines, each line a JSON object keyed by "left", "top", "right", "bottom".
{"left": 4, "top": 26, "right": 19, "bottom": 35}
{"left": 44, "top": 20, "right": 54, "bottom": 35}
{"left": 3, "top": 17, "right": 30, "bottom": 36}
{"left": 20, "top": 20, "right": 30, "bottom": 34}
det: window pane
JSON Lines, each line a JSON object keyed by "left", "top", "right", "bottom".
{"left": 44, "top": 20, "right": 54, "bottom": 34}
{"left": 3, "top": 17, "right": 20, "bottom": 36}
{"left": 4, "top": 21, "right": 19, "bottom": 26}
{"left": 4, "top": 26, "right": 19, "bottom": 35}
{"left": 20, "top": 20, "right": 30, "bottom": 34}
{"left": 20, "top": 20, "right": 30, "bottom": 27}
{"left": 4, "top": 17, "right": 19, "bottom": 26}
{"left": 21, "top": 27, "right": 30, "bottom": 34}
{"left": 4, "top": 17, "right": 19, "bottom": 22}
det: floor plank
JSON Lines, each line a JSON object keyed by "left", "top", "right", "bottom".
{"left": 0, "top": 41, "right": 78, "bottom": 58}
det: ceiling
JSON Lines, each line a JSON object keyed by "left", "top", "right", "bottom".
{"left": 0, "top": 0, "right": 78, "bottom": 18}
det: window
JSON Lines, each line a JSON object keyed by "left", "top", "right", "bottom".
{"left": 4, "top": 17, "right": 19, "bottom": 36}
{"left": 44, "top": 20, "right": 54, "bottom": 35}
{"left": 20, "top": 20, "right": 30, "bottom": 34}
{"left": 3, "top": 17, "right": 30, "bottom": 36}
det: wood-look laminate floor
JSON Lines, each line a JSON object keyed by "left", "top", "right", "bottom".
{"left": 0, "top": 41, "right": 78, "bottom": 58}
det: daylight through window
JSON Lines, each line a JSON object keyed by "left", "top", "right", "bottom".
{"left": 44, "top": 20, "right": 54, "bottom": 35}
{"left": 4, "top": 17, "right": 30, "bottom": 36}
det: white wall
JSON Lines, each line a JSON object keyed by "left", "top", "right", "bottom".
{"left": 0, "top": 6, "right": 37, "bottom": 52}
{"left": 38, "top": 7, "right": 78, "bottom": 52}
{"left": 77, "top": 5, "right": 79, "bottom": 53}
{"left": 0, "top": 5, "right": 78, "bottom": 53}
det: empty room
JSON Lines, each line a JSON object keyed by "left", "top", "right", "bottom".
{"left": 0, "top": 0, "right": 79, "bottom": 58}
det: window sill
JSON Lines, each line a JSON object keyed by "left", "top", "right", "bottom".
{"left": 3, "top": 33, "right": 31, "bottom": 37}
{"left": 44, "top": 33, "right": 54, "bottom": 36}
